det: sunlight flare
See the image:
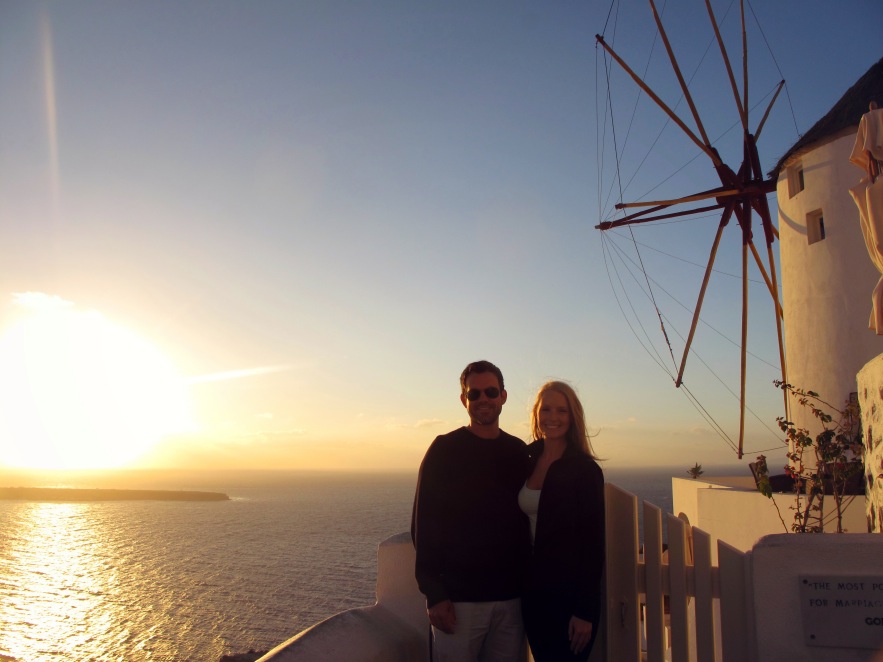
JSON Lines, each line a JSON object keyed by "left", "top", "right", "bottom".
{"left": 0, "top": 294, "right": 194, "bottom": 470}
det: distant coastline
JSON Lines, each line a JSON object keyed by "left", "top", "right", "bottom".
{"left": 0, "top": 487, "right": 230, "bottom": 502}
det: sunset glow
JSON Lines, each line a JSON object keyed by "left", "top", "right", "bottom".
{"left": 0, "top": 295, "right": 194, "bottom": 470}
{"left": 2, "top": 2, "right": 879, "bottom": 472}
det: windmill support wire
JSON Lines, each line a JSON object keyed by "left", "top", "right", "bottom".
{"left": 595, "top": 0, "right": 790, "bottom": 460}
{"left": 595, "top": 34, "right": 721, "bottom": 167}
{"left": 630, "top": 227, "right": 679, "bottom": 373}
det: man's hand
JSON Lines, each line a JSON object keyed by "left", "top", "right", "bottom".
{"left": 427, "top": 599, "right": 456, "bottom": 634}
{"left": 568, "top": 616, "right": 593, "bottom": 654}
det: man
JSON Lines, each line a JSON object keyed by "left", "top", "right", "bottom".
{"left": 411, "top": 360, "right": 531, "bottom": 661}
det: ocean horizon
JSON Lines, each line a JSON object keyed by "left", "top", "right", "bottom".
{"left": 0, "top": 465, "right": 748, "bottom": 661}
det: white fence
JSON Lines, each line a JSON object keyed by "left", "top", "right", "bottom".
{"left": 603, "top": 483, "right": 751, "bottom": 662}
{"left": 263, "top": 482, "right": 883, "bottom": 661}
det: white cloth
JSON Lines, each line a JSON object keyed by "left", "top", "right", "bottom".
{"left": 849, "top": 108, "right": 883, "bottom": 334}
{"left": 517, "top": 483, "right": 541, "bottom": 543}
{"left": 850, "top": 107, "right": 883, "bottom": 170}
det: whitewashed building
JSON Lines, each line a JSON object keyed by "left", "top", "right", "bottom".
{"left": 774, "top": 58, "right": 883, "bottom": 435}
{"left": 773, "top": 57, "right": 883, "bottom": 530}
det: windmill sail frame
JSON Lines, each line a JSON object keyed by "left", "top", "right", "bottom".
{"left": 595, "top": 0, "right": 789, "bottom": 458}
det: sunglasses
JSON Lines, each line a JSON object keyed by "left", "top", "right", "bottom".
{"left": 465, "top": 387, "right": 501, "bottom": 401}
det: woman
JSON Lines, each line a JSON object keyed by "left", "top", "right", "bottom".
{"left": 518, "top": 381, "right": 605, "bottom": 661}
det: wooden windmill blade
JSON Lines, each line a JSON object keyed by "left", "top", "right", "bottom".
{"left": 746, "top": 114, "right": 791, "bottom": 425}
{"left": 703, "top": 0, "right": 747, "bottom": 129}
{"left": 648, "top": 0, "right": 717, "bottom": 152}
{"left": 736, "top": 194, "right": 752, "bottom": 458}
{"left": 674, "top": 205, "right": 734, "bottom": 391}
{"left": 595, "top": 0, "right": 788, "bottom": 459}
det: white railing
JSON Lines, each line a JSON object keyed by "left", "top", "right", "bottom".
{"left": 259, "top": 482, "right": 883, "bottom": 661}
{"left": 258, "top": 531, "right": 427, "bottom": 662}
{"left": 260, "top": 484, "right": 753, "bottom": 662}
{"left": 604, "top": 483, "right": 751, "bottom": 662}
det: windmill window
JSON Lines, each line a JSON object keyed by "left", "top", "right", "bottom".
{"left": 788, "top": 164, "right": 805, "bottom": 198}
{"left": 807, "top": 209, "right": 826, "bottom": 244}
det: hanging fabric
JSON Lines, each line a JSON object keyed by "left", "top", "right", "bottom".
{"left": 849, "top": 105, "right": 883, "bottom": 334}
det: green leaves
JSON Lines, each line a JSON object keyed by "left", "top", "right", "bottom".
{"left": 754, "top": 455, "right": 773, "bottom": 499}
{"left": 771, "top": 381, "right": 864, "bottom": 533}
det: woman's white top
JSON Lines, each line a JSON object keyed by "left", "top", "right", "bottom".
{"left": 518, "top": 483, "right": 541, "bottom": 544}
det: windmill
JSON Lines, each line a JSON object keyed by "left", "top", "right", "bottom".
{"left": 594, "top": 0, "right": 789, "bottom": 459}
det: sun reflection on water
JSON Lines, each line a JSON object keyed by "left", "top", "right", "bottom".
{"left": 0, "top": 502, "right": 120, "bottom": 661}
{"left": 0, "top": 476, "right": 420, "bottom": 661}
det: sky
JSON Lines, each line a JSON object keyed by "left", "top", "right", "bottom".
{"left": 0, "top": 0, "right": 881, "bottom": 474}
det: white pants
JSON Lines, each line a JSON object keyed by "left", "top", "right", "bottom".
{"left": 431, "top": 598, "right": 525, "bottom": 662}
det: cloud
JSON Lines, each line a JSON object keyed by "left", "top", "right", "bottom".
{"left": 187, "top": 365, "right": 292, "bottom": 384}
{"left": 595, "top": 416, "right": 639, "bottom": 431}
{"left": 388, "top": 418, "right": 445, "bottom": 430}
{"left": 251, "top": 429, "right": 308, "bottom": 439}
{"left": 183, "top": 429, "right": 310, "bottom": 448}
{"left": 414, "top": 418, "right": 445, "bottom": 429}
{"left": 12, "top": 291, "right": 73, "bottom": 309}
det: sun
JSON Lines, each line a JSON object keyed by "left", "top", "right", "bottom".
{"left": 0, "top": 294, "right": 194, "bottom": 470}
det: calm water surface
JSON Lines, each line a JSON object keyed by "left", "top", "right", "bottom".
{"left": 0, "top": 467, "right": 723, "bottom": 661}
{"left": 0, "top": 472, "right": 415, "bottom": 662}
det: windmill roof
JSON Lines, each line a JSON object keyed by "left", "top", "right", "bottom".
{"left": 770, "top": 56, "right": 883, "bottom": 177}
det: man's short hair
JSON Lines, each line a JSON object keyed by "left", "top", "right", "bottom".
{"left": 460, "top": 360, "right": 505, "bottom": 393}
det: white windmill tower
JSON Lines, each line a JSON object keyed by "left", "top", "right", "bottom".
{"left": 772, "top": 58, "right": 883, "bottom": 449}
{"left": 770, "top": 58, "right": 883, "bottom": 528}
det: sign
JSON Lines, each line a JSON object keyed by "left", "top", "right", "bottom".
{"left": 799, "top": 575, "right": 883, "bottom": 649}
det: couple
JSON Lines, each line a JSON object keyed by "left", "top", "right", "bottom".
{"left": 411, "top": 360, "right": 605, "bottom": 662}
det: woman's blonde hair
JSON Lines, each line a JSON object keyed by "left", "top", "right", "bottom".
{"left": 530, "top": 380, "right": 598, "bottom": 459}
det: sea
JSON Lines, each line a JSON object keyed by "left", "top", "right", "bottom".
{"left": 0, "top": 465, "right": 738, "bottom": 662}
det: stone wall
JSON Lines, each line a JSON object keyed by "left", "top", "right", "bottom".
{"left": 857, "top": 354, "right": 883, "bottom": 532}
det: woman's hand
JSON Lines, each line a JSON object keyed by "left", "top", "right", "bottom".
{"left": 568, "top": 615, "right": 593, "bottom": 654}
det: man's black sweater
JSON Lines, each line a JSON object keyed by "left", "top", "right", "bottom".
{"left": 411, "top": 426, "right": 530, "bottom": 607}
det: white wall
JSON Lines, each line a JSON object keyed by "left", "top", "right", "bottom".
{"left": 673, "top": 476, "right": 867, "bottom": 557}
{"left": 258, "top": 532, "right": 428, "bottom": 662}
{"left": 777, "top": 132, "right": 883, "bottom": 436}
{"left": 750, "top": 534, "right": 883, "bottom": 662}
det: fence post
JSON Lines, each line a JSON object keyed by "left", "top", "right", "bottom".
{"left": 644, "top": 502, "right": 666, "bottom": 662}
{"left": 603, "top": 484, "right": 641, "bottom": 662}
{"left": 718, "top": 540, "right": 751, "bottom": 662}
{"left": 691, "top": 528, "right": 717, "bottom": 662}
{"left": 667, "top": 514, "right": 690, "bottom": 661}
